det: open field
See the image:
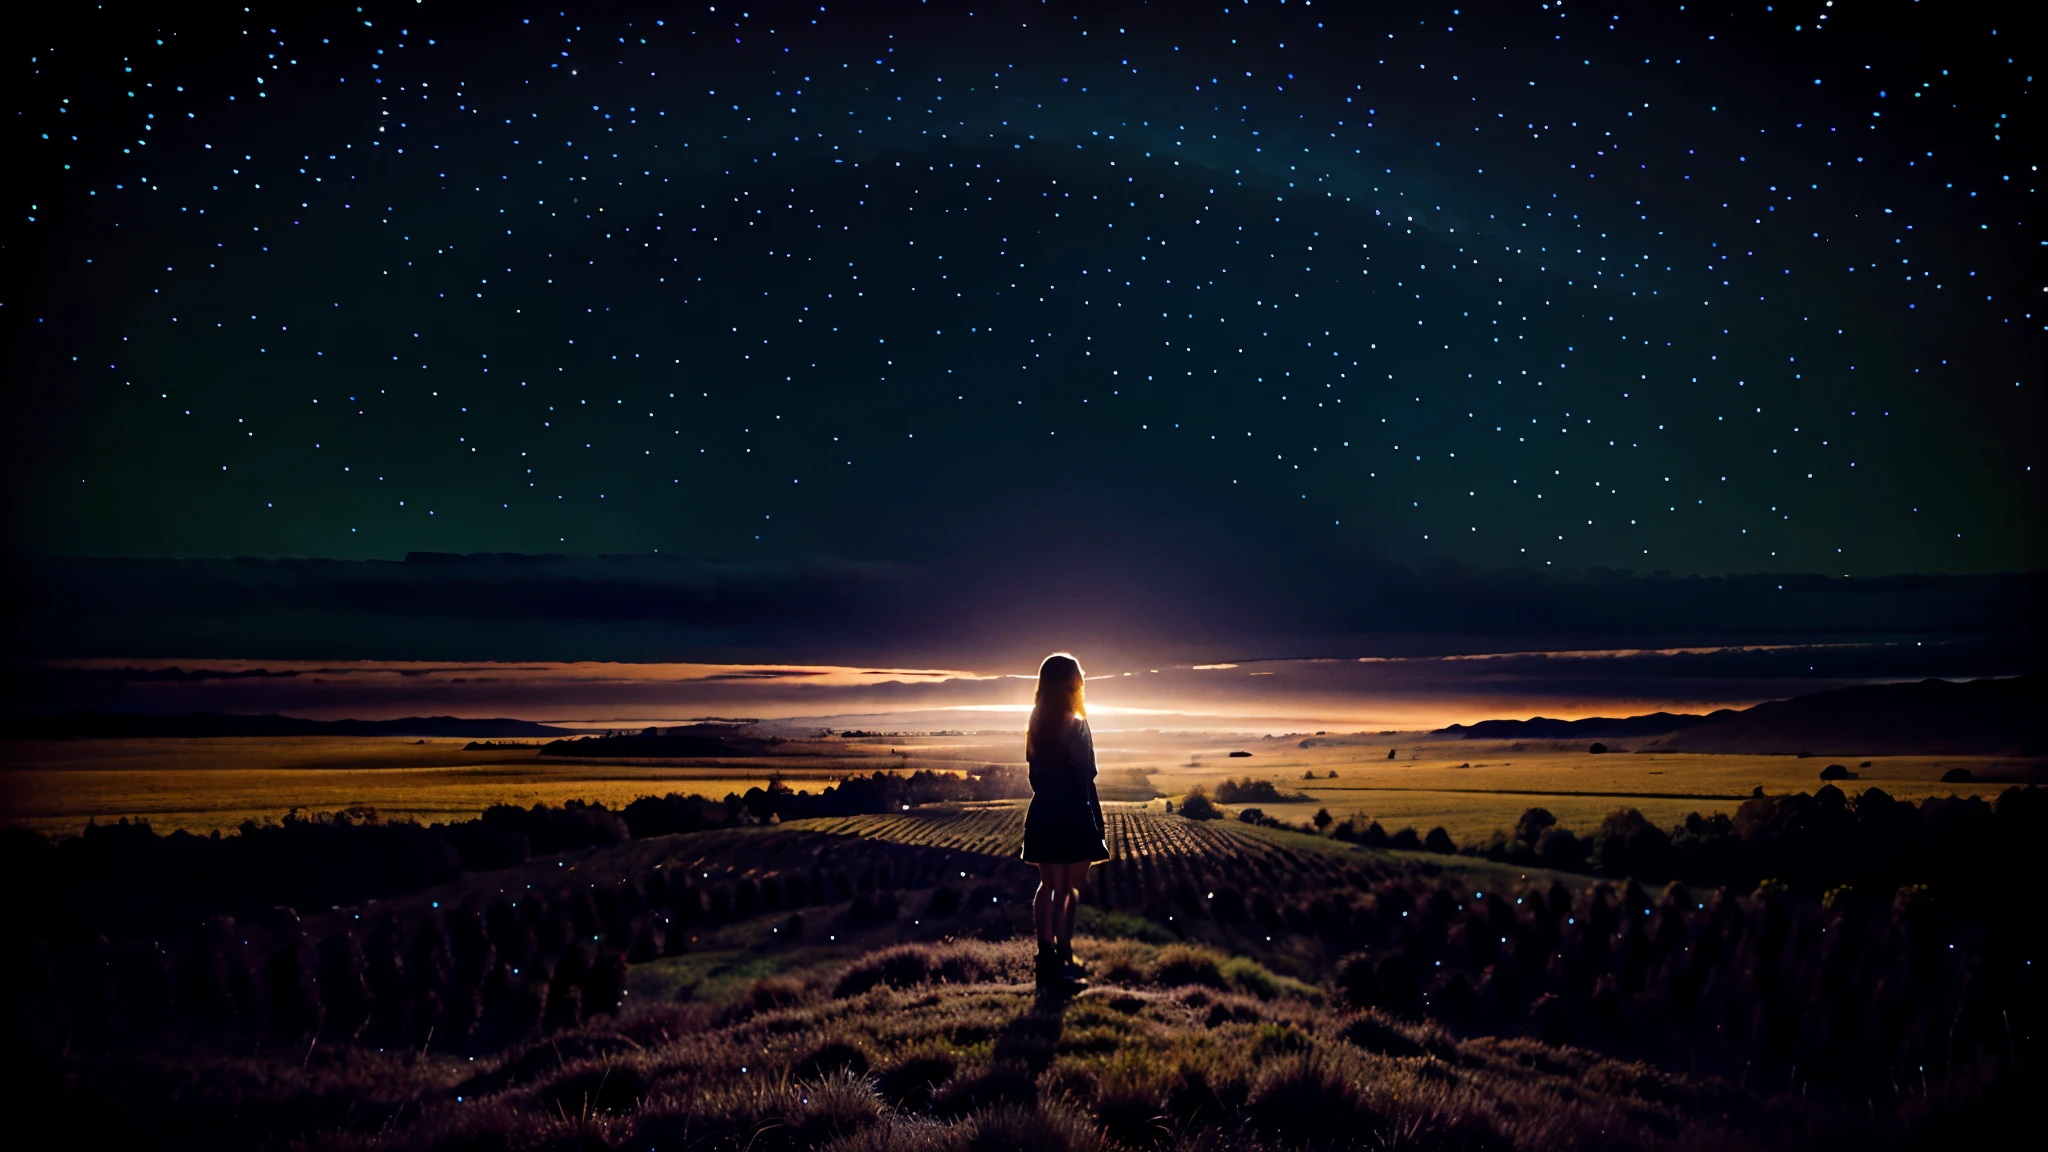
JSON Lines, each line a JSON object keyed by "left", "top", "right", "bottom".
{"left": 0, "top": 734, "right": 980, "bottom": 835}
{"left": 1138, "top": 733, "right": 2044, "bottom": 840}
{"left": 5, "top": 729, "right": 2038, "bottom": 841}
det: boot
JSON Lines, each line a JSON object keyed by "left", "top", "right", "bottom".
{"left": 1057, "top": 940, "right": 1088, "bottom": 985}
{"left": 1035, "top": 939, "right": 1058, "bottom": 989}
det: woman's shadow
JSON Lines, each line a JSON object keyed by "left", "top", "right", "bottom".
{"left": 947, "top": 983, "right": 1075, "bottom": 1112}
{"left": 993, "top": 983, "right": 1075, "bottom": 1072}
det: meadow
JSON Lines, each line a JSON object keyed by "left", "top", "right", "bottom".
{"left": 3, "top": 728, "right": 2034, "bottom": 842}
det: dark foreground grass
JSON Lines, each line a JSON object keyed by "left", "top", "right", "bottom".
{"left": 22, "top": 936, "right": 1801, "bottom": 1152}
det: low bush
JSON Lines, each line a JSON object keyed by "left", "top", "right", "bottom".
{"left": 1177, "top": 787, "right": 1221, "bottom": 821}
{"left": 834, "top": 941, "right": 1024, "bottom": 998}
{"left": 1149, "top": 943, "right": 1226, "bottom": 990}
{"left": 783, "top": 1068, "right": 886, "bottom": 1148}
{"left": 1214, "top": 777, "right": 1302, "bottom": 805}
{"left": 932, "top": 1062, "right": 1039, "bottom": 1118}
{"left": 875, "top": 1047, "right": 959, "bottom": 1112}
{"left": 1244, "top": 1052, "right": 1384, "bottom": 1146}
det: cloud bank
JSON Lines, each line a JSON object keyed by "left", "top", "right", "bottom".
{"left": 7, "top": 554, "right": 2038, "bottom": 728}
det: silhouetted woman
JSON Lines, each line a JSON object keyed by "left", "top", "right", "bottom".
{"left": 1021, "top": 652, "right": 1107, "bottom": 988}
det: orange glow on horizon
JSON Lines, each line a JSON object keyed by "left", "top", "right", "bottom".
{"left": 26, "top": 652, "right": 1815, "bottom": 731}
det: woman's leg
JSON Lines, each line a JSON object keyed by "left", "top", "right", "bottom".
{"left": 1055, "top": 861, "right": 1090, "bottom": 949}
{"left": 1032, "top": 862, "right": 1060, "bottom": 943}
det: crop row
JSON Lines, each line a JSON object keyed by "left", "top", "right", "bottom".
{"left": 8, "top": 827, "right": 1035, "bottom": 1057}
{"left": 792, "top": 807, "right": 1029, "bottom": 857}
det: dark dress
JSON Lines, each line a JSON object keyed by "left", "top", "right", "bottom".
{"left": 1021, "top": 714, "right": 1109, "bottom": 864}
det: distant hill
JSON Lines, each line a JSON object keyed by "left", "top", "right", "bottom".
{"left": 1433, "top": 712, "right": 1710, "bottom": 741}
{"left": 539, "top": 722, "right": 779, "bottom": 759}
{"left": 0, "top": 711, "right": 588, "bottom": 740}
{"left": 1639, "top": 675, "right": 2044, "bottom": 756}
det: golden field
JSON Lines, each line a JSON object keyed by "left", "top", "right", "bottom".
{"left": 1127, "top": 732, "right": 2042, "bottom": 841}
{"left": 2, "top": 728, "right": 2038, "bottom": 841}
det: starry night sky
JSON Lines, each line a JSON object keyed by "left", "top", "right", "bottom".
{"left": 7, "top": 0, "right": 2042, "bottom": 671}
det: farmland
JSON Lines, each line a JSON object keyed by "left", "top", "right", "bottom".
{"left": 3, "top": 727, "right": 2036, "bottom": 842}
{"left": 0, "top": 733, "right": 986, "bottom": 836}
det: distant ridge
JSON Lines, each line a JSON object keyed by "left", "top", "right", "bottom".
{"left": 1641, "top": 675, "right": 2043, "bottom": 757}
{"left": 1, "top": 711, "right": 589, "bottom": 740}
{"left": 539, "top": 722, "right": 775, "bottom": 759}
{"left": 1435, "top": 676, "right": 2043, "bottom": 756}
{"left": 1433, "top": 712, "right": 1711, "bottom": 741}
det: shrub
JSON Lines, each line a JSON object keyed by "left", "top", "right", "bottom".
{"left": 875, "top": 1047, "right": 958, "bottom": 1112}
{"left": 1335, "top": 952, "right": 1379, "bottom": 1009}
{"left": 783, "top": 1068, "right": 885, "bottom": 1147}
{"left": 1219, "top": 956, "right": 1320, "bottom": 1001}
{"left": 932, "top": 1062, "right": 1038, "bottom": 1118}
{"left": 1252, "top": 1021, "right": 1312, "bottom": 1058}
{"left": 1595, "top": 807, "right": 1671, "bottom": 879}
{"left": 966, "top": 1101, "right": 1102, "bottom": 1152}
{"left": 1178, "top": 787, "right": 1222, "bottom": 821}
{"left": 1214, "top": 777, "right": 1288, "bottom": 804}
{"left": 1389, "top": 827, "right": 1422, "bottom": 850}
{"left": 834, "top": 941, "right": 1022, "bottom": 998}
{"left": 1423, "top": 827, "right": 1456, "bottom": 854}
{"left": 1535, "top": 825, "right": 1585, "bottom": 867}
{"left": 793, "top": 1039, "right": 872, "bottom": 1081}
{"left": 747, "top": 976, "right": 807, "bottom": 1013}
{"left": 1820, "top": 764, "right": 1852, "bottom": 781}
{"left": 1245, "top": 1053, "right": 1380, "bottom": 1145}
{"left": 1093, "top": 1056, "right": 1174, "bottom": 1149}
{"left": 1151, "top": 943, "right": 1227, "bottom": 989}
{"left": 1515, "top": 807, "right": 1559, "bottom": 845}
{"left": 1341, "top": 1009, "right": 1436, "bottom": 1058}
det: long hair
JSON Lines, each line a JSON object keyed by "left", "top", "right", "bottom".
{"left": 1025, "top": 652, "right": 1085, "bottom": 761}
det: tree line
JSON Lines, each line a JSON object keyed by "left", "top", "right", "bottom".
{"left": 0, "top": 767, "right": 1030, "bottom": 952}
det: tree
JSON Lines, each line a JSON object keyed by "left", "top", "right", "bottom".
{"left": 1180, "top": 786, "right": 1222, "bottom": 821}
{"left": 1515, "top": 808, "right": 1559, "bottom": 846}
{"left": 1423, "top": 827, "right": 1456, "bottom": 854}
{"left": 1535, "top": 826, "right": 1584, "bottom": 867}
{"left": 1313, "top": 808, "right": 1333, "bottom": 832}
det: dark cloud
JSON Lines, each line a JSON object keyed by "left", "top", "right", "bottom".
{"left": 8, "top": 552, "right": 2038, "bottom": 676}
